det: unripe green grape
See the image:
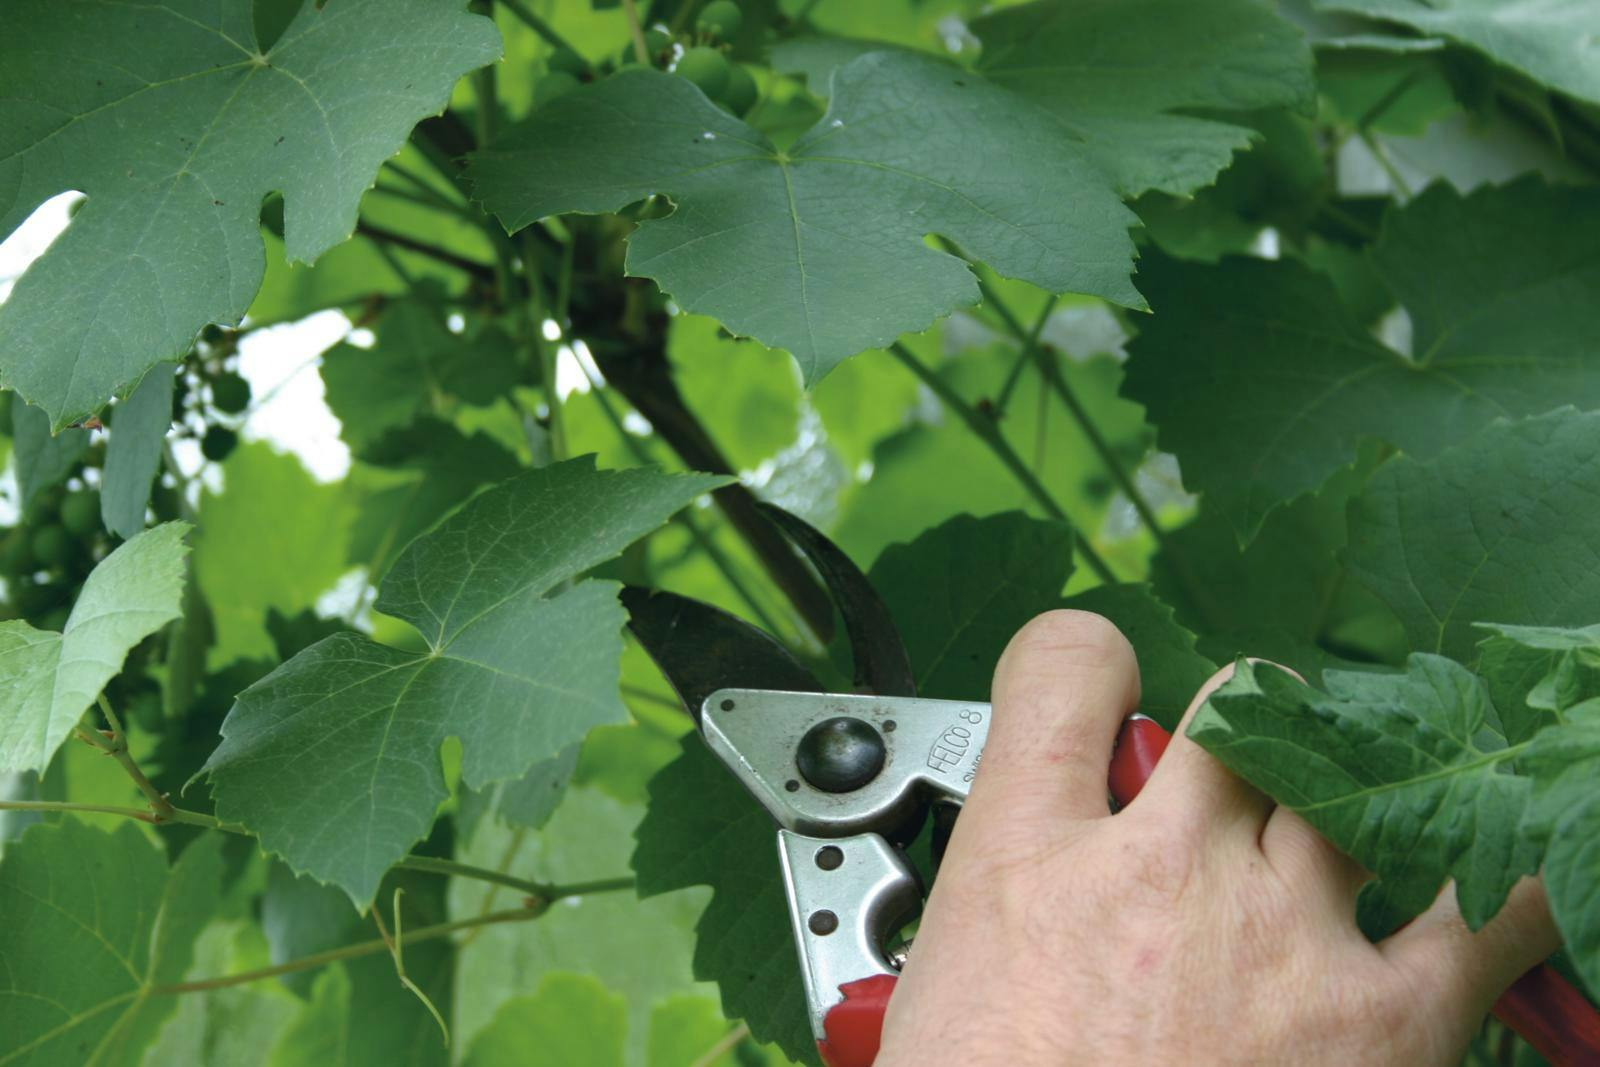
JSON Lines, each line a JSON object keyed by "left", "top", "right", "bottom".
{"left": 30, "top": 524, "right": 70, "bottom": 570}
{"left": 547, "top": 47, "right": 587, "bottom": 76}
{"left": 1, "top": 530, "right": 34, "bottom": 576}
{"left": 60, "top": 489, "right": 100, "bottom": 537}
{"left": 721, "top": 61, "right": 758, "bottom": 116}
{"left": 210, "top": 370, "right": 251, "bottom": 414}
{"left": 697, "top": 0, "right": 743, "bottom": 40}
{"left": 644, "top": 27, "right": 673, "bottom": 57}
{"left": 675, "top": 46, "right": 729, "bottom": 98}
{"left": 534, "top": 71, "right": 581, "bottom": 109}
{"left": 201, "top": 425, "right": 239, "bottom": 463}
{"left": 23, "top": 486, "right": 62, "bottom": 528}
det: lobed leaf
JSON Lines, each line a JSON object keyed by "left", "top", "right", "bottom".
{"left": 1125, "top": 181, "right": 1600, "bottom": 542}
{"left": 470, "top": 54, "right": 1141, "bottom": 383}
{"left": 202, "top": 458, "right": 728, "bottom": 904}
{"left": 1191, "top": 656, "right": 1536, "bottom": 929}
{"left": 973, "top": 0, "right": 1316, "bottom": 196}
{"left": 0, "top": 0, "right": 501, "bottom": 428}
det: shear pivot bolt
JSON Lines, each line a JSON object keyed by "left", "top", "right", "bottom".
{"left": 796, "top": 717, "right": 886, "bottom": 793}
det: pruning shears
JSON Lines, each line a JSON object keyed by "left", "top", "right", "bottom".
{"left": 627, "top": 506, "right": 1600, "bottom": 1067}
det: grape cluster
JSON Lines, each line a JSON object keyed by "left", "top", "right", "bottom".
{"left": 0, "top": 330, "right": 252, "bottom": 634}
{"left": 173, "top": 327, "right": 253, "bottom": 463}
{"left": 531, "top": 0, "right": 758, "bottom": 118}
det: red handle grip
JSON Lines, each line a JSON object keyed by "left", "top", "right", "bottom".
{"left": 817, "top": 716, "right": 1600, "bottom": 1067}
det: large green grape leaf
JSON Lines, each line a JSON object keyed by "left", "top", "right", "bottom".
{"left": 0, "top": 522, "right": 189, "bottom": 773}
{"left": 0, "top": 820, "right": 223, "bottom": 1067}
{"left": 632, "top": 737, "right": 814, "bottom": 1063}
{"left": 869, "top": 511, "right": 1075, "bottom": 701}
{"left": 1191, "top": 656, "right": 1537, "bottom": 929}
{"left": 1125, "top": 181, "right": 1600, "bottom": 541}
{"left": 469, "top": 54, "right": 1141, "bottom": 383}
{"left": 201, "top": 458, "right": 728, "bottom": 905}
{"left": 972, "top": 0, "right": 1316, "bottom": 196}
{"left": 1521, "top": 707, "right": 1600, "bottom": 996}
{"left": 1348, "top": 409, "right": 1600, "bottom": 663}
{"left": 1314, "top": 0, "right": 1600, "bottom": 106}
{"left": 0, "top": 0, "right": 500, "bottom": 429}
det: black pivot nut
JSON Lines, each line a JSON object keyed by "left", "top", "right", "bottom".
{"left": 796, "top": 716, "right": 886, "bottom": 793}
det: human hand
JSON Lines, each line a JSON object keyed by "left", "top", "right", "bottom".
{"left": 877, "top": 611, "right": 1559, "bottom": 1066}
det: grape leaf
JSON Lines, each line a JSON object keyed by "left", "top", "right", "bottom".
{"left": 470, "top": 54, "right": 1141, "bottom": 383}
{"left": 1191, "top": 655, "right": 1536, "bottom": 929}
{"left": 0, "top": 0, "right": 501, "bottom": 428}
{"left": 972, "top": 0, "right": 1316, "bottom": 196}
{"left": 633, "top": 736, "right": 813, "bottom": 1062}
{"left": 321, "top": 299, "right": 520, "bottom": 453}
{"left": 869, "top": 511, "right": 1074, "bottom": 701}
{"left": 201, "top": 458, "right": 728, "bottom": 904}
{"left": 1313, "top": 0, "right": 1600, "bottom": 106}
{"left": 0, "top": 820, "right": 222, "bottom": 1067}
{"left": 1476, "top": 623, "right": 1600, "bottom": 745}
{"left": 1348, "top": 409, "right": 1600, "bottom": 662}
{"left": 1126, "top": 181, "right": 1600, "bottom": 541}
{"left": 1521, "top": 707, "right": 1600, "bottom": 996}
{"left": 11, "top": 401, "right": 88, "bottom": 510}
{"left": 463, "top": 974, "right": 626, "bottom": 1067}
{"left": 102, "top": 365, "right": 175, "bottom": 540}
{"left": 0, "top": 522, "right": 189, "bottom": 773}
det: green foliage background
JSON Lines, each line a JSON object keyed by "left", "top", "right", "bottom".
{"left": 0, "top": 0, "right": 1597, "bottom": 1064}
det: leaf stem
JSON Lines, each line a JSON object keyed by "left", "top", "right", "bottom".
{"left": 994, "top": 295, "right": 1057, "bottom": 415}
{"left": 497, "top": 0, "right": 583, "bottom": 55}
{"left": 88, "top": 697, "right": 177, "bottom": 821}
{"left": 887, "top": 342, "right": 1117, "bottom": 584}
{"left": 152, "top": 905, "right": 544, "bottom": 996}
{"left": 621, "top": 0, "right": 651, "bottom": 65}
{"left": 0, "top": 800, "right": 161, "bottom": 823}
{"left": 356, "top": 220, "right": 495, "bottom": 283}
{"left": 391, "top": 854, "right": 548, "bottom": 898}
